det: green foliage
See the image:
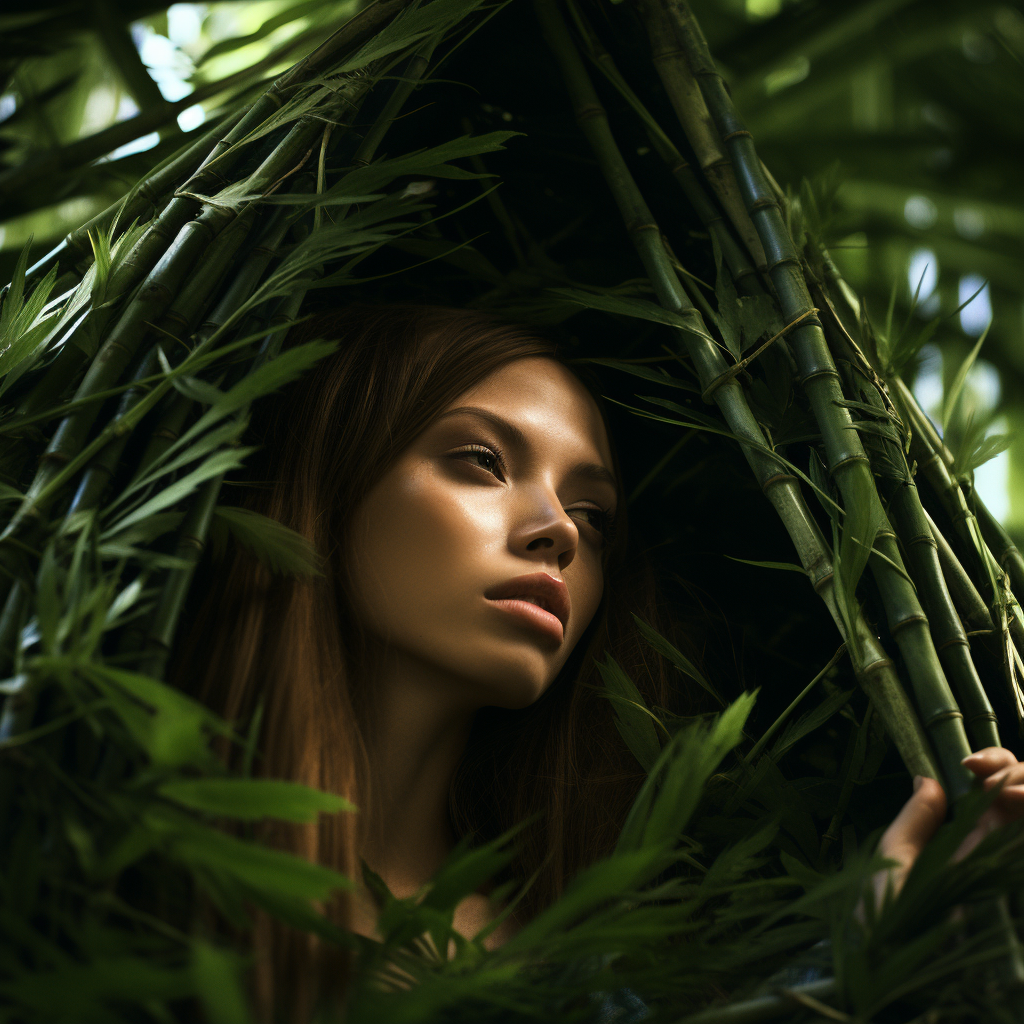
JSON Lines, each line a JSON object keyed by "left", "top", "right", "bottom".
{"left": 2, "top": 0, "right": 1024, "bottom": 1021}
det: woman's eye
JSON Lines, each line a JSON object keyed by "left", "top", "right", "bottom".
{"left": 567, "top": 505, "right": 615, "bottom": 540}
{"left": 451, "top": 445, "right": 503, "bottom": 478}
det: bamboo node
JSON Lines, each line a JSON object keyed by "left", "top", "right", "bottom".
{"left": 575, "top": 103, "right": 606, "bottom": 123}
{"left": 749, "top": 197, "right": 778, "bottom": 213}
{"left": 764, "top": 254, "right": 802, "bottom": 274}
{"left": 924, "top": 710, "right": 964, "bottom": 727}
{"left": 812, "top": 571, "right": 835, "bottom": 595}
{"left": 701, "top": 308, "right": 819, "bottom": 402}
{"left": 935, "top": 637, "right": 969, "bottom": 652}
{"left": 722, "top": 129, "right": 752, "bottom": 142}
{"left": 889, "top": 614, "right": 930, "bottom": 636}
{"left": 760, "top": 472, "right": 799, "bottom": 492}
{"left": 798, "top": 367, "right": 840, "bottom": 387}
{"left": 827, "top": 454, "right": 868, "bottom": 473}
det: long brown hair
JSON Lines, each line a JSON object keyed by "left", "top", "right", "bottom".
{"left": 178, "top": 304, "right": 702, "bottom": 1019}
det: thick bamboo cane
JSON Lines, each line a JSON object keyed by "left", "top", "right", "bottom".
{"left": 657, "top": 0, "right": 972, "bottom": 795}
{"left": 536, "top": 0, "right": 937, "bottom": 781}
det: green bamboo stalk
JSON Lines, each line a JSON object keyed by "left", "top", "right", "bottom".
{"left": 659, "top": 0, "right": 972, "bottom": 795}
{"left": 565, "top": 4, "right": 760, "bottom": 294}
{"left": 972, "top": 491, "right": 1024, "bottom": 604}
{"left": 927, "top": 509, "right": 1024, "bottom": 725}
{"left": 889, "top": 481, "right": 999, "bottom": 747}
{"left": 832, "top": 337, "right": 998, "bottom": 749}
{"left": 889, "top": 371, "right": 1024, "bottom": 604}
{"left": 22, "top": 112, "right": 239, "bottom": 288}
{"left": 138, "top": 286, "right": 309, "bottom": 682}
{"left": 536, "top": 0, "right": 937, "bottom": 782}
{"left": 2, "top": 100, "right": 351, "bottom": 543}
{"left": 634, "top": 0, "right": 767, "bottom": 273}
{"left": 927, "top": 508, "right": 997, "bottom": 636}
{"left": 891, "top": 378, "right": 1024, "bottom": 718}
{"left": 67, "top": 210, "right": 257, "bottom": 516}
{"left": 0, "top": 0, "right": 409, "bottom": 209}
{"left": 135, "top": 207, "right": 299, "bottom": 478}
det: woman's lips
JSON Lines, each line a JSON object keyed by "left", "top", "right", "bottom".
{"left": 486, "top": 597, "right": 565, "bottom": 644}
{"left": 484, "top": 573, "right": 570, "bottom": 645}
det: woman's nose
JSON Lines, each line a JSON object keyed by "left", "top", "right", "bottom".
{"left": 511, "top": 493, "right": 579, "bottom": 571}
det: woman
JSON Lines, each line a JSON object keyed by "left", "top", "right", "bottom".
{"left": 180, "top": 302, "right": 1024, "bottom": 1020}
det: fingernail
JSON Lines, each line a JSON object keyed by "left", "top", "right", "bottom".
{"left": 913, "top": 775, "right": 924, "bottom": 792}
{"left": 961, "top": 753, "right": 981, "bottom": 764}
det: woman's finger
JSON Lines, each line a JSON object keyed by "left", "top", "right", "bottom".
{"left": 873, "top": 776, "right": 947, "bottom": 907}
{"left": 962, "top": 747, "right": 1018, "bottom": 778}
{"left": 981, "top": 763, "right": 1024, "bottom": 791}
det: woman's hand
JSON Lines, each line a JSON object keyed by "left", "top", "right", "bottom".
{"left": 873, "top": 748, "right": 1024, "bottom": 908}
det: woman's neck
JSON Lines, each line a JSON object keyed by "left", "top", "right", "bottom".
{"left": 362, "top": 649, "right": 476, "bottom": 896}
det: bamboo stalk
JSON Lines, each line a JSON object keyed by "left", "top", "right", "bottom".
{"left": 659, "top": 0, "right": 972, "bottom": 795}
{"left": 833, "top": 341, "right": 998, "bottom": 750}
{"left": 0, "top": 0, "right": 409, "bottom": 208}
{"left": 22, "top": 113, "right": 239, "bottom": 288}
{"left": 536, "top": 0, "right": 937, "bottom": 781}
{"left": 565, "top": 4, "right": 760, "bottom": 294}
{"left": 2, "top": 98, "right": 350, "bottom": 543}
{"left": 138, "top": 287, "right": 309, "bottom": 682}
{"left": 973, "top": 491, "right": 1024, "bottom": 604}
{"left": 634, "top": 0, "right": 766, "bottom": 273}
{"left": 67, "top": 211, "right": 257, "bottom": 516}
{"left": 888, "top": 482, "right": 999, "bottom": 748}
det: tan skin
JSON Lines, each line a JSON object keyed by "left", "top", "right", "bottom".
{"left": 343, "top": 355, "right": 1024, "bottom": 945}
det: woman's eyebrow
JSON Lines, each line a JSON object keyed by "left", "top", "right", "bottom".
{"left": 438, "top": 405, "right": 617, "bottom": 489}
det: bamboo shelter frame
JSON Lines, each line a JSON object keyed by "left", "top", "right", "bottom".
{"left": 3, "top": 0, "right": 1024, "bottom": 1019}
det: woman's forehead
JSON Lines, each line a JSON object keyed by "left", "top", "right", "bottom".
{"left": 451, "top": 357, "right": 614, "bottom": 470}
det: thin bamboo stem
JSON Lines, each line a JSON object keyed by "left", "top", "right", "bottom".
{"left": 138, "top": 285, "right": 309, "bottom": 681}
{"left": 661, "top": 0, "right": 972, "bottom": 795}
{"left": 23, "top": 113, "right": 237, "bottom": 287}
{"left": 634, "top": 0, "right": 766, "bottom": 273}
{"left": 2, "top": 100, "right": 343, "bottom": 541}
{"left": 67, "top": 211, "right": 256, "bottom": 516}
{"left": 0, "top": 0, "right": 409, "bottom": 207}
{"left": 537, "top": 0, "right": 937, "bottom": 781}
{"left": 566, "top": 4, "right": 760, "bottom": 294}
{"left": 889, "top": 482, "right": 999, "bottom": 748}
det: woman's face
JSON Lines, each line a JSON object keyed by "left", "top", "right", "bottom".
{"left": 347, "top": 356, "right": 618, "bottom": 710}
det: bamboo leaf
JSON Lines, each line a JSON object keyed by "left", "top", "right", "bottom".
{"left": 942, "top": 326, "right": 989, "bottom": 432}
{"left": 159, "top": 779, "right": 355, "bottom": 822}
{"left": 210, "top": 507, "right": 322, "bottom": 577}
{"left": 597, "top": 653, "right": 665, "bottom": 772}
{"left": 551, "top": 287, "right": 715, "bottom": 343}
{"left": 631, "top": 614, "right": 723, "bottom": 705}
